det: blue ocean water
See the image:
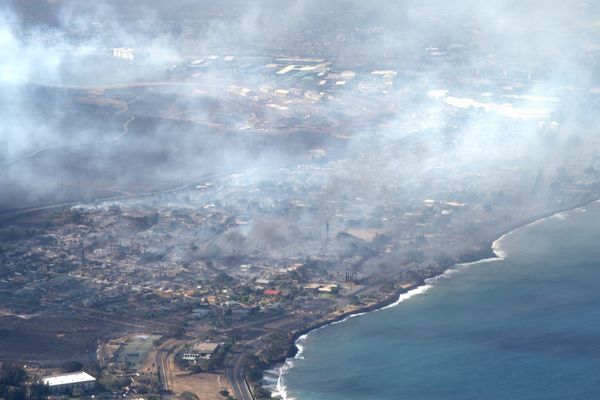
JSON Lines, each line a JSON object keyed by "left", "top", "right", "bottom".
{"left": 282, "top": 203, "right": 600, "bottom": 400}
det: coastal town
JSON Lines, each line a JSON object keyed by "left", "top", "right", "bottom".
{"left": 3, "top": 1, "right": 600, "bottom": 400}
{"left": 3, "top": 119, "right": 600, "bottom": 400}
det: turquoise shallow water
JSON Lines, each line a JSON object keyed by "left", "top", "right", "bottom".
{"left": 282, "top": 203, "right": 600, "bottom": 400}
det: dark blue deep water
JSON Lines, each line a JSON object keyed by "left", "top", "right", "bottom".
{"left": 282, "top": 203, "right": 600, "bottom": 400}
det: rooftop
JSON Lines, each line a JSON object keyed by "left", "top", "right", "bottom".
{"left": 193, "top": 342, "right": 220, "bottom": 354}
{"left": 42, "top": 372, "right": 96, "bottom": 387}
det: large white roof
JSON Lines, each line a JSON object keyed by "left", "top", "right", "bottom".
{"left": 42, "top": 372, "right": 96, "bottom": 386}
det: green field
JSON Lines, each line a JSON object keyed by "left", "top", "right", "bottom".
{"left": 115, "top": 334, "right": 161, "bottom": 370}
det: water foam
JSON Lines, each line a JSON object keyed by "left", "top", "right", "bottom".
{"left": 381, "top": 284, "right": 433, "bottom": 310}
{"left": 273, "top": 255, "right": 505, "bottom": 399}
{"left": 273, "top": 205, "right": 600, "bottom": 399}
{"left": 274, "top": 282, "right": 438, "bottom": 399}
{"left": 274, "top": 334, "right": 309, "bottom": 400}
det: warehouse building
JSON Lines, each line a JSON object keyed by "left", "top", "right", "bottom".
{"left": 42, "top": 371, "right": 96, "bottom": 394}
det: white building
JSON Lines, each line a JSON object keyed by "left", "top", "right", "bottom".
{"left": 182, "top": 342, "right": 221, "bottom": 362}
{"left": 42, "top": 371, "right": 96, "bottom": 394}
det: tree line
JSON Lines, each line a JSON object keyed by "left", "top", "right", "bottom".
{"left": 0, "top": 363, "right": 48, "bottom": 400}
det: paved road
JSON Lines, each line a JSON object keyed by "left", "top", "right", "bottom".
{"left": 156, "top": 347, "right": 170, "bottom": 392}
{"left": 156, "top": 339, "right": 180, "bottom": 393}
{"left": 0, "top": 160, "right": 288, "bottom": 224}
{"left": 0, "top": 96, "right": 137, "bottom": 169}
{"left": 227, "top": 352, "right": 254, "bottom": 400}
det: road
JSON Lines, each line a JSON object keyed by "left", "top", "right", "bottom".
{"left": 0, "top": 158, "right": 292, "bottom": 225}
{"left": 223, "top": 311, "right": 308, "bottom": 400}
{"left": 227, "top": 352, "right": 254, "bottom": 400}
{"left": 0, "top": 95, "right": 138, "bottom": 169}
{"left": 155, "top": 339, "right": 180, "bottom": 393}
{"left": 154, "top": 337, "right": 252, "bottom": 399}
{"left": 156, "top": 346, "right": 171, "bottom": 392}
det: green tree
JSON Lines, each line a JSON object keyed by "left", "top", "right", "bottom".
{"left": 179, "top": 391, "right": 198, "bottom": 400}
{"left": 61, "top": 361, "right": 83, "bottom": 373}
{"left": 0, "top": 363, "right": 27, "bottom": 386}
{"left": 252, "top": 385, "right": 271, "bottom": 399}
{"left": 171, "top": 321, "right": 187, "bottom": 339}
{"left": 27, "top": 383, "right": 49, "bottom": 400}
{"left": 246, "top": 367, "right": 262, "bottom": 382}
{"left": 189, "top": 365, "right": 202, "bottom": 374}
{"left": 83, "top": 361, "right": 101, "bottom": 377}
{"left": 2, "top": 385, "right": 26, "bottom": 400}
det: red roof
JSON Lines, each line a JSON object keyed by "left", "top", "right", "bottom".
{"left": 264, "top": 289, "right": 281, "bottom": 296}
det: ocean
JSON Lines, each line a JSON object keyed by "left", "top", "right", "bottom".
{"left": 275, "top": 202, "right": 600, "bottom": 400}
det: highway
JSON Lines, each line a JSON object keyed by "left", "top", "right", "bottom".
{"left": 156, "top": 346, "right": 171, "bottom": 392}
{"left": 0, "top": 95, "right": 137, "bottom": 169}
{"left": 155, "top": 339, "right": 180, "bottom": 393}
{"left": 0, "top": 180, "right": 192, "bottom": 224}
{"left": 227, "top": 352, "right": 254, "bottom": 400}
{"left": 0, "top": 158, "right": 291, "bottom": 225}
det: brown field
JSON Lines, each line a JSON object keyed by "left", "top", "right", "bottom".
{"left": 172, "top": 371, "right": 231, "bottom": 400}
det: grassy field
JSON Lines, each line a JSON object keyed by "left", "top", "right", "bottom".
{"left": 115, "top": 334, "right": 161, "bottom": 370}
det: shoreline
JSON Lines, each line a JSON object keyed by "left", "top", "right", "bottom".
{"left": 269, "top": 196, "right": 598, "bottom": 400}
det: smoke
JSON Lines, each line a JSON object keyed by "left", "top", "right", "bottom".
{"left": 1, "top": 0, "right": 600, "bottom": 276}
